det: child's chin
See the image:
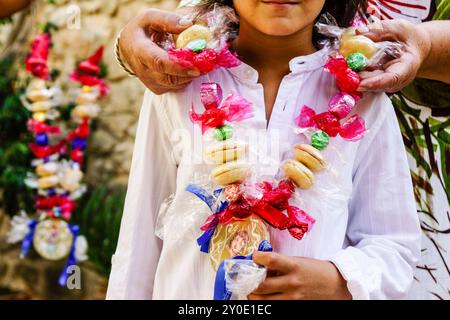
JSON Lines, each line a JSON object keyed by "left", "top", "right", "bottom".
{"left": 258, "top": 21, "right": 307, "bottom": 37}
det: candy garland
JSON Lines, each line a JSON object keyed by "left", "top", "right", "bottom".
{"left": 186, "top": 84, "right": 318, "bottom": 300}
{"left": 180, "top": 30, "right": 381, "bottom": 301}
{"left": 157, "top": 9, "right": 401, "bottom": 299}
{"left": 292, "top": 30, "right": 375, "bottom": 153}
{"left": 8, "top": 31, "right": 108, "bottom": 286}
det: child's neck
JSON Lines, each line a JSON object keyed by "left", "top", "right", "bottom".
{"left": 233, "top": 20, "right": 317, "bottom": 76}
{"left": 233, "top": 21, "right": 317, "bottom": 124}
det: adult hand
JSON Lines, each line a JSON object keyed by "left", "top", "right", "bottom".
{"left": 248, "top": 251, "right": 352, "bottom": 300}
{"left": 0, "top": 0, "right": 33, "bottom": 18}
{"left": 118, "top": 8, "right": 201, "bottom": 94}
{"left": 356, "top": 19, "right": 431, "bottom": 93}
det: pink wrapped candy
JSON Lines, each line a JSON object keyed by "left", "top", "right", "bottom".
{"left": 169, "top": 46, "right": 240, "bottom": 74}
{"left": 328, "top": 93, "right": 355, "bottom": 119}
{"left": 295, "top": 105, "right": 366, "bottom": 142}
{"left": 339, "top": 115, "right": 366, "bottom": 141}
{"left": 190, "top": 82, "right": 254, "bottom": 134}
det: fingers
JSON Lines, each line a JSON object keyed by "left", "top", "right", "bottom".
{"left": 118, "top": 8, "right": 200, "bottom": 94}
{"left": 358, "top": 54, "right": 417, "bottom": 92}
{"left": 135, "top": 35, "right": 200, "bottom": 77}
{"left": 248, "top": 293, "right": 292, "bottom": 300}
{"left": 252, "top": 275, "right": 297, "bottom": 295}
{"left": 253, "top": 251, "right": 296, "bottom": 274}
{"left": 356, "top": 20, "right": 411, "bottom": 43}
{"left": 140, "top": 74, "right": 192, "bottom": 95}
{"left": 139, "top": 8, "right": 193, "bottom": 34}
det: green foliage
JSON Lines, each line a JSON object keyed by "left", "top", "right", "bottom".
{"left": 99, "top": 62, "right": 108, "bottom": 79}
{"left": 0, "top": 53, "right": 34, "bottom": 216}
{"left": 0, "top": 17, "right": 13, "bottom": 25}
{"left": 71, "top": 186, "right": 126, "bottom": 276}
{"left": 434, "top": 0, "right": 450, "bottom": 20}
{"left": 397, "top": 1, "right": 450, "bottom": 210}
{"left": 39, "top": 22, "right": 58, "bottom": 34}
{"left": 392, "top": 92, "right": 450, "bottom": 206}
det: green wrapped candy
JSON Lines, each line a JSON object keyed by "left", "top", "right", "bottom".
{"left": 214, "top": 125, "right": 233, "bottom": 141}
{"left": 346, "top": 53, "right": 368, "bottom": 71}
{"left": 311, "top": 130, "right": 330, "bottom": 150}
{"left": 187, "top": 39, "right": 207, "bottom": 53}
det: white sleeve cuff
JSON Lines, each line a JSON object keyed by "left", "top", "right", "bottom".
{"left": 329, "top": 249, "right": 372, "bottom": 300}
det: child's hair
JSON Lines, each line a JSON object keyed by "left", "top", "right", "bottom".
{"left": 200, "top": 0, "right": 368, "bottom": 27}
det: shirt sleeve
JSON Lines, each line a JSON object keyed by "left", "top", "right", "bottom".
{"left": 329, "top": 94, "right": 422, "bottom": 300}
{"left": 106, "top": 90, "right": 177, "bottom": 299}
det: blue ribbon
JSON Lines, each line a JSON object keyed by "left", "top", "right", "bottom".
{"left": 20, "top": 220, "right": 38, "bottom": 258}
{"left": 58, "top": 224, "right": 79, "bottom": 287}
{"left": 186, "top": 184, "right": 228, "bottom": 253}
{"left": 186, "top": 184, "right": 217, "bottom": 212}
{"left": 213, "top": 240, "right": 273, "bottom": 300}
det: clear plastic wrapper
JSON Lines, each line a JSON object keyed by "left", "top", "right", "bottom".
{"left": 71, "top": 86, "right": 101, "bottom": 122}
{"left": 190, "top": 178, "right": 315, "bottom": 272}
{"left": 223, "top": 258, "right": 267, "bottom": 300}
{"left": 160, "top": 5, "right": 241, "bottom": 73}
{"left": 315, "top": 13, "right": 403, "bottom": 70}
{"left": 7, "top": 211, "right": 31, "bottom": 244}
{"left": 155, "top": 173, "right": 219, "bottom": 242}
{"left": 20, "top": 79, "right": 62, "bottom": 121}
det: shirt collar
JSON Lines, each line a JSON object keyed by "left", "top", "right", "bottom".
{"left": 228, "top": 47, "right": 329, "bottom": 85}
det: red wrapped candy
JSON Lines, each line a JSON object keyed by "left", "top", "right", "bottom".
{"left": 27, "top": 119, "right": 61, "bottom": 135}
{"left": 25, "top": 33, "right": 52, "bottom": 80}
{"left": 169, "top": 45, "right": 241, "bottom": 74}
{"left": 69, "top": 46, "right": 110, "bottom": 96}
{"left": 295, "top": 105, "right": 366, "bottom": 141}
{"left": 200, "top": 180, "right": 316, "bottom": 241}
{"left": 313, "top": 112, "right": 342, "bottom": 137}
{"left": 29, "top": 140, "right": 66, "bottom": 158}
{"left": 325, "top": 55, "right": 361, "bottom": 97}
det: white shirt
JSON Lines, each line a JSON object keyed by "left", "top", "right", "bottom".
{"left": 106, "top": 48, "right": 421, "bottom": 300}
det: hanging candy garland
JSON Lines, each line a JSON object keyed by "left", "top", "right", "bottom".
{"left": 167, "top": 10, "right": 406, "bottom": 299}
{"left": 7, "top": 30, "right": 109, "bottom": 286}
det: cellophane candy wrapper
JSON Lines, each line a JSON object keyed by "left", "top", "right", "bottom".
{"left": 223, "top": 259, "right": 267, "bottom": 300}
{"left": 155, "top": 173, "right": 217, "bottom": 243}
{"left": 200, "top": 177, "right": 316, "bottom": 270}
{"left": 163, "top": 5, "right": 241, "bottom": 73}
{"left": 315, "top": 13, "right": 403, "bottom": 70}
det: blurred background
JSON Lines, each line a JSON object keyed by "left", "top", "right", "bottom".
{"left": 0, "top": 0, "right": 448, "bottom": 300}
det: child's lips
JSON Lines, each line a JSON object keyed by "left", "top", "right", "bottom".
{"left": 262, "top": 0, "right": 299, "bottom": 5}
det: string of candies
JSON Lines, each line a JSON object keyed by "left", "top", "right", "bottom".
{"left": 178, "top": 19, "right": 387, "bottom": 300}
{"left": 167, "top": 16, "right": 318, "bottom": 299}
{"left": 282, "top": 24, "right": 379, "bottom": 189}
{"left": 187, "top": 82, "right": 319, "bottom": 300}
{"left": 7, "top": 30, "right": 109, "bottom": 286}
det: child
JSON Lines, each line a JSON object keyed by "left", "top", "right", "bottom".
{"left": 107, "top": 0, "right": 421, "bottom": 300}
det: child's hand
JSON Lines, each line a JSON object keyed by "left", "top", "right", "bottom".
{"left": 118, "top": 8, "right": 201, "bottom": 95}
{"left": 248, "top": 251, "right": 352, "bottom": 300}
{"left": 356, "top": 19, "right": 431, "bottom": 93}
